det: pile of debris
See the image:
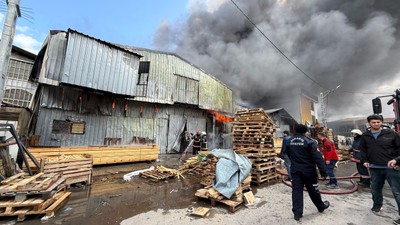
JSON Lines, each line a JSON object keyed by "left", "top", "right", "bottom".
{"left": 0, "top": 172, "right": 70, "bottom": 221}
{"left": 179, "top": 154, "right": 218, "bottom": 186}
{"left": 233, "top": 108, "right": 279, "bottom": 185}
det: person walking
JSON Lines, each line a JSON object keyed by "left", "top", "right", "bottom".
{"left": 279, "top": 130, "right": 292, "bottom": 181}
{"left": 360, "top": 114, "right": 400, "bottom": 225}
{"left": 317, "top": 132, "right": 339, "bottom": 188}
{"left": 286, "top": 124, "right": 330, "bottom": 221}
{"left": 349, "top": 129, "right": 370, "bottom": 187}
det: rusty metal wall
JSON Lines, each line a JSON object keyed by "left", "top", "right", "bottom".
{"left": 199, "top": 71, "right": 233, "bottom": 113}
{"left": 130, "top": 49, "right": 201, "bottom": 104}
{"left": 36, "top": 85, "right": 208, "bottom": 152}
{"left": 127, "top": 49, "right": 232, "bottom": 113}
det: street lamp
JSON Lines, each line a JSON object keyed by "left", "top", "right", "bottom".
{"left": 319, "top": 84, "right": 341, "bottom": 128}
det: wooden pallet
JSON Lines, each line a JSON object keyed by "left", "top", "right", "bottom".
{"left": 41, "top": 155, "right": 93, "bottom": 186}
{"left": 252, "top": 161, "right": 277, "bottom": 171}
{"left": 0, "top": 191, "right": 71, "bottom": 221}
{"left": 139, "top": 170, "right": 175, "bottom": 182}
{"left": 252, "top": 165, "right": 277, "bottom": 174}
{"left": 0, "top": 173, "right": 66, "bottom": 199}
{"left": 196, "top": 192, "right": 243, "bottom": 213}
{"left": 236, "top": 148, "right": 275, "bottom": 154}
{"left": 251, "top": 173, "right": 279, "bottom": 185}
{"left": 233, "top": 143, "right": 275, "bottom": 149}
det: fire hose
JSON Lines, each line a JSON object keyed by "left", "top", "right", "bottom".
{"left": 278, "top": 171, "right": 360, "bottom": 195}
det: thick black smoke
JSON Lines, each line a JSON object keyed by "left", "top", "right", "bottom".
{"left": 153, "top": 0, "right": 400, "bottom": 120}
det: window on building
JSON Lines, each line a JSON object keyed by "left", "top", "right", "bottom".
{"left": 136, "top": 61, "right": 150, "bottom": 97}
{"left": 3, "top": 88, "right": 33, "bottom": 108}
{"left": 52, "top": 120, "right": 86, "bottom": 135}
{"left": 7, "top": 58, "right": 33, "bottom": 81}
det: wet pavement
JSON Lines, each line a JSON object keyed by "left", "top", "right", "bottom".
{"left": 0, "top": 154, "right": 207, "bottom": 225}
{"left": 0, "top": 155, "right": 394, "bottom": 225}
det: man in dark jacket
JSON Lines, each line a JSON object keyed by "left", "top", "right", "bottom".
{"left": 360, "top": 114, "right": 400, "bottom": 225}
{"left": 286, "top": 124, "right": 330, "bottom": 221}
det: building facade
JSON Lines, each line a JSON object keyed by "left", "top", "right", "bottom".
{"left": 29, "top": 29, "right": 233, "bottom": 153}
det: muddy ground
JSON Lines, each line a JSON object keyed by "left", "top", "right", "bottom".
{"left": 0, "top": 155, "right": 398, "bottom": 225}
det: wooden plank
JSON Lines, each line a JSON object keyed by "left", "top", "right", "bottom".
{"left": 35, "top": 191, "right": 64, "bottom": 211}
{"left": 243, "top": 191, "right": 255, "bottom": 204}
{"left": 44, "top": 166, "right": 92, "bottom": 174}
{"left": 1, "top": 173, "right": 25, "bottom": 185}
{"left": 6, "top": 173, "right": 44, "bottom": 191}
{"left": 191, "top": 207, "right": 210, "bottom": 217}
{"left": 44, "top": 192, "right": 71, "bottom": 214}
{"left": 43, "top": 160, "right": 92, "bottom": 169}
{"left": 27, "top": 145, "right": 159, "bottom": 166}
{"left": 0, "top": 197, "right": 44, "bottom": 207}
{"left": 28, "top": 145, "right": 159, "bottom": 152}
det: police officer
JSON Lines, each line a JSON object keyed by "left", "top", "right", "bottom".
{"left": 286, "top": 124, "right": 330, "bottom": 221}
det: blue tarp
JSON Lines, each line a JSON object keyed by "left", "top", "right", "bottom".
{"left": 211, "top": 149, "right": 252, "bottom": 199}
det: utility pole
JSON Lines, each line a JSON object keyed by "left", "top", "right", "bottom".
{"left": 319, "top": 85, "right": 340, "bottom": 129}
{"left": 0, "top": 0, "right": 21, "bottom": 103}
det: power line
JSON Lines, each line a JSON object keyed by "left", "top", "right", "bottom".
{"left": 341, "top": 90, "right": 392, "bottom": 95}
{"left": 229, "top": 1, "right": 397, "bottom": 96}
{"left": 229, "top": 0, "right": 328, "bottom": 90}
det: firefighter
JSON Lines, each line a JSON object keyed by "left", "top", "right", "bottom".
{"left": 192, "top": 131, "right": 202, "bottom": 155}
{"left": 200, "top": 131, "right": 208, "bottom": 151}
{"left": 286, "top": 124, "right": 330, "bottom": 221}
{"left": 349, "top": 129, "right": 370, "bottom": 187}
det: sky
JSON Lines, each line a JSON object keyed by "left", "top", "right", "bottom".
{"left": 0, "top": 0, "right": 189, "bottom": 53}
{"left": 1, "top": 0, "right": 400, "bottom": 121}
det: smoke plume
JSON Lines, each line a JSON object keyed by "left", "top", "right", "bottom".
{"left": 153, "top": 0, "right": 400, "bottom": 120}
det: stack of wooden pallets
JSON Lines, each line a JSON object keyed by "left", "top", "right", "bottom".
{"left": 233, "top": 108, "right": 279, "bottom": 185}
{"left": 0, "top": 172, "right": 71, "bottom": 221}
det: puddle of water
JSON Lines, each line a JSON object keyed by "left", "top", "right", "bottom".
{"left": 6, "top": 154, "right": 204, "bottom": 225}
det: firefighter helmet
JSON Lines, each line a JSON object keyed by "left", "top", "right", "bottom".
{"left": 351, "top": 129, "right": 362, "bottom": 136}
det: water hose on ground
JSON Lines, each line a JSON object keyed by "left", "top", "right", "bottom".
{"left": 278, "top": 171, "right": 360, "bottom": 195}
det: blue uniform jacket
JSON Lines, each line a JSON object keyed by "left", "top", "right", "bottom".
{"left": 286, "top": 134, "right": 328, "bottom": 177}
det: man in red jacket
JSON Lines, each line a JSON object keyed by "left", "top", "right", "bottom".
{"left": 318, "top": 132, "right": 339, "bottom": 188}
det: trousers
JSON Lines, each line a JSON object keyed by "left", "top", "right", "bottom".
{"left": 369, "top": 168, "right": 400, "bottom": 216}
{"left": 291, "top": 170, "right": 326, "bottom": 216}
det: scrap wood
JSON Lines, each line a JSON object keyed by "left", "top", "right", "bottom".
{"left": 190, "top": 207, "right": 210, "bottom": 217}
{"left": 139, "top": 169, "right": 175, "bottom": 182}
{"left": 0, "top": 173, "right": 25, "bottom": 185}
{"left": 156, "top": 166, "right": 185, "bottom": 179}
{"left": 243, "top": 191, "right": 255, "bottom": 205}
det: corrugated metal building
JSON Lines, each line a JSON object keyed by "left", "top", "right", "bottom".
{"left": 29, "top": 29, "right": 233, "bottom": 153}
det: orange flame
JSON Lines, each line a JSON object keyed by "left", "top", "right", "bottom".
{"left": 208, "top": 110, "right": 234, "bottom": 123}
